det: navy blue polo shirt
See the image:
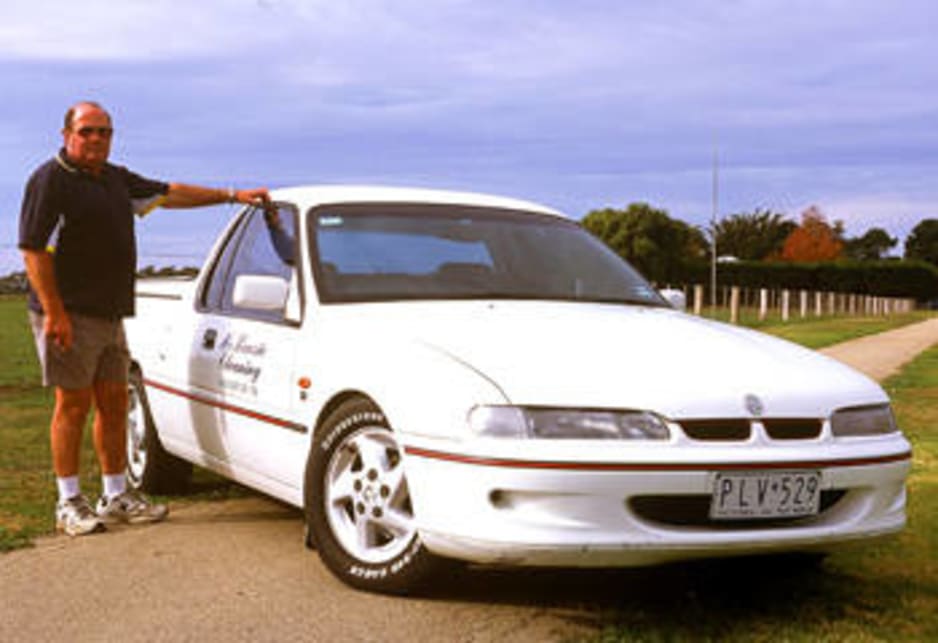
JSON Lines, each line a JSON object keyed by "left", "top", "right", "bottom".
{"left": 18, "top": 150, "right": 169, "bottom": 319}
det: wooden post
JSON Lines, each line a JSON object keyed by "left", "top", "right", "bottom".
{"left": 759, "top": 288, "right": 768, "bottom": 321}
{"left": 799, "top": 290, "right": 808, "bottom": 318}
{"left": 730, "top": 286, "right": 740, "bottom": 324}
{"left": 827, "top": 291, "right": 836, "bottom": 316}
{"left": 782, "top": 290, "right": 790, "bottom": 322}
{"left": 693, "top": 284, "right": 704, "bottom": 315}
{"left": 814, "top": 291, "right": 823, "bottom": 317}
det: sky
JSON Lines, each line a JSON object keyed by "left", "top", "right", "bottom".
{"left": 2, "top": 0, "right": 937, "bottom": 274}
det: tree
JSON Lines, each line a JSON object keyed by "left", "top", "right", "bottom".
{"left": 713, "top": 208, "right": 796, "bottom": 260}
{"left": 905, "top": 219, "right": 938, "bottom": 266}
{"left": 844, "top": 227, "right": 898, "bottom": 261}
{"left": 780, "top": 206, "right": 844, "bottom": 262}
{"left": 582, "top": 202, "right": 707, "bottom": 283}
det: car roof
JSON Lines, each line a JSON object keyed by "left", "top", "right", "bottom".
{"left": 269, "top": 185, "right": 567, "bottom": 219}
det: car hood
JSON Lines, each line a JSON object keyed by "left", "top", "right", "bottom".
{"left": 334, "top": 301, "right": 886, "bottom": 419}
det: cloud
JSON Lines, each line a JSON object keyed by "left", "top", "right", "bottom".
{"left": 0, "top": 0, "right": 286, "bottom": 60}
{"left": 4, "top": 0, "right": 938, "bottom": 270}
{"left": 822, "top": 194, "right": 938, "bottom": 244}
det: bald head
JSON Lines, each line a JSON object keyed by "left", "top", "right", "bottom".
{"left": 61, "top": 101, "right": 113, "bottom": 173}
{"left": 64, "top": 101, "right": 111, "bottom": 131}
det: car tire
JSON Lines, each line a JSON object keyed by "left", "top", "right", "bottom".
{"left": 306, "top": 397, "right": 449, "bottom": 594}
{"left": 126, "top": 369, "right": 192, "bottom": 494}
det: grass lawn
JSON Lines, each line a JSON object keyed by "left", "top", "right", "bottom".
{"left": 0, "top": 295, "right": 244, "bottom": 551}
{"left": 703, "top": 308, "right": 933, "bottom": 349}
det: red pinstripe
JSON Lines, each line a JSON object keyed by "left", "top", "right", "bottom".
{"left": 143, "top": 378, "right": 307, "bottom": 434}
{"left": 403, "top": 446, "right": 911, "bottom": 472}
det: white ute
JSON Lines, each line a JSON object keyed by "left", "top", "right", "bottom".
{"left": 125, "top": 186, "right": 911, "bottom": 594}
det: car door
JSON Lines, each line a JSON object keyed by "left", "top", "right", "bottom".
{"left": 189, "top": 203, "right": 308, "bottom": 489}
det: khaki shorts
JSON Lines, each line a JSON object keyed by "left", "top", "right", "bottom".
{"left": 29, "top": 311, "right": 130, "bottom": 389}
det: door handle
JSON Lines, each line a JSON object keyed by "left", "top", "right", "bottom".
{"left": 202, "top": 328, "right": 217, "bottom": 350}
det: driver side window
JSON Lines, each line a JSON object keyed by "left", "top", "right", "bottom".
{"left": 218, "top": 204, "right": 299, "bottom": 323}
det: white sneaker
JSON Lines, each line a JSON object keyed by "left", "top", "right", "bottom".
{"left": 56, "top": 495, "right": 106, "bottom": 536}
{"left": 96, "top": 490, "right": 168, "bottom": 525}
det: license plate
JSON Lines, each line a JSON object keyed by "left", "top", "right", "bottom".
{"left": 710, "top": 470, "right": 822, "bottom": 520}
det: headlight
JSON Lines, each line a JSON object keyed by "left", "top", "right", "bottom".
{"left": 831, "top": 404, "right": 898, "bottom": 437}
{"left": 468, "top": 406, "right": 671, "bottom": 440}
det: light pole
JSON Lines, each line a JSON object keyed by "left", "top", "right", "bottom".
{"left": 710, "top": 146, "right": 718, "bottom": 309}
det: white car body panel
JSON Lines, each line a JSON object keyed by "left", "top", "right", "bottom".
{"left": 125, "top": 185, "right": 911, "bottom": 569}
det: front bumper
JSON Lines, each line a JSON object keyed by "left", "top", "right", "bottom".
{"left": 402, "top": 436, "right": 911, "bottom": 567}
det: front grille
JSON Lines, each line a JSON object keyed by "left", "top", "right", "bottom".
{"left": 763, "top": 419, "right": 823, "bottom": 440}
{"left": 676, "top": 418, "right": 824, "bottom": 442}
{"left": 629, "top": 490, "right": 847, "bottom": 529}
{"left": 679, "top": 419, "right": 751, "bottom": 441}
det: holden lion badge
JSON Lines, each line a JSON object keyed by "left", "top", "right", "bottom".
{"left": 744, "top": 393, "right": 764, "bottom": 417}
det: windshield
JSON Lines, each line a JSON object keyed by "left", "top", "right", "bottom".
{"left": 308, "top": 203, "right": 667, "bottom": 306}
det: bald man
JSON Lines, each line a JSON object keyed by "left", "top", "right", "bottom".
{"left": 19, "top": 101, "right": 269, "bottom": 536}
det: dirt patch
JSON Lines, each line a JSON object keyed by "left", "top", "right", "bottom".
{"left": 0, "top": 497, "right": 593, "bottom": 642}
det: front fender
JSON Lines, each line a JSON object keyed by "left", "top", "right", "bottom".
{"left": 309, "top": 337, "right": 508, "bottom": 442}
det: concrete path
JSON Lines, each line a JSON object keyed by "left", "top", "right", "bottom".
{"left": 2, "top": 317, "right": 937, "bottom": 642}
{"left": 0, "top": 499, "right": 590, "bottom": 642}
{"left": 819, "top": 316, "right": 938, "bottom": 381}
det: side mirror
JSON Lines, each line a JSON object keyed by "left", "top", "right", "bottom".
{"left": 232, "top": 274, "right": 289, "bottom": 311}
{"left": 659, "top": 288, "right": 686, "bottom": 311}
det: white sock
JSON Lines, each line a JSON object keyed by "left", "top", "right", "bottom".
{"left": 102, "top": 473, "right": 127, "bottom": 499}
{"left": 56, "top": 476, "right": 81, "bottom": 501}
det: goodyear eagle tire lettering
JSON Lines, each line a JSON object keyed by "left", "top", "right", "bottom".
{"left": 306, "top": 397, "right": 449, "bottom": 594}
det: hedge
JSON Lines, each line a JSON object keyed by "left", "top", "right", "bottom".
{"left": 678, "top": 260, "right": 938, "bottom": 300}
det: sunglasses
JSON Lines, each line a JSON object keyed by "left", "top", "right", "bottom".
{"left": 75, "top": 126, "right": 114, "bottom": 138}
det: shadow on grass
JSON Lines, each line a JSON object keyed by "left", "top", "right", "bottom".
{"left": 418, "top": 553, "right": 933, "bottom": 640}
{"left": 162, "top": 469, "right": 255, "bottom": 504}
